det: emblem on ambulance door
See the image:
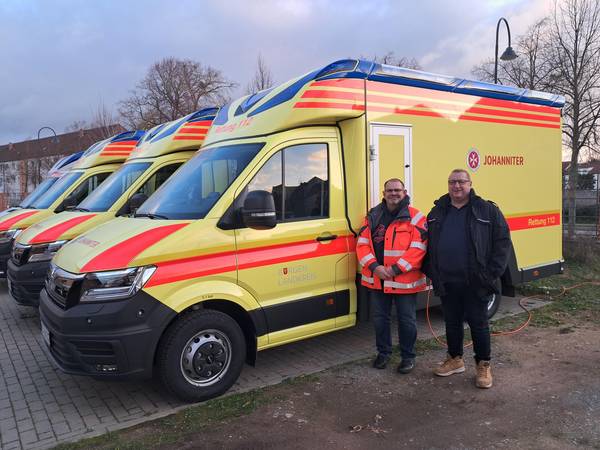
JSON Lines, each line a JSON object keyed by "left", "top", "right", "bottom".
{"left": 467, "top": 148, "right": 480, "bottom": 172}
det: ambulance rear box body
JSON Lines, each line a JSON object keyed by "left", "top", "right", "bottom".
{"left": 41, "top": 60, "right": 564, "bottom": 401}
{"left": 8, "top": 109, "right": 217, "bottom": 307}
{"left": 0, "top": 131, "right": 144, "bottom": 277}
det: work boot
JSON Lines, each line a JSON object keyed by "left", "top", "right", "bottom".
{"left": 475, "top": 360, "right": 493, "bottom": 388}
{"left": 433, "top": 354, "right": 465, "bottom": 377}
{"left": 372, "top": 354, "right": 390, "bottom": 369}
{"left": 397, "top": 358, "right": 415, "bottom": 374}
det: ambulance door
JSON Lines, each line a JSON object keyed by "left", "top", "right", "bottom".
{"left": 235, "top": 139, "right": 348, "bottom": 345}
{"left": 369, "top": 124, "right": 412, "bottom": 207}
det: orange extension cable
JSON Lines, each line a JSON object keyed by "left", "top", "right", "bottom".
{"left": 425, "top": 280, "right": 600, "bottom": 349}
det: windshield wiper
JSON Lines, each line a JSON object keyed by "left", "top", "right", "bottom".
{"left": 134, "top": 212, "right": 169, "bottom": 220}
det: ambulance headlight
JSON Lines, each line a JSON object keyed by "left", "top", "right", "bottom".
{"left": 80, "top": 266, "right": 156, "bottom": 303}
{"left": 28, "top": 240, "right": 68, "bottom": 263}
{"left": 0, "top": 229, "right": 23, "bottom": 244}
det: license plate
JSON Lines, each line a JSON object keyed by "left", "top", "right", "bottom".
{"left": 41, "top": 322, "right": 51, "bottom": 348}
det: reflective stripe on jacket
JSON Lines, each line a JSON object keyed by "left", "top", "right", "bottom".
{"left": 356, "top": 202, "right": 428, "bottom": 294}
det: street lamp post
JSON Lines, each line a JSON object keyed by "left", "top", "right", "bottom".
{"left": 37, "top": 126, "right": 58, "bottom": 143}
{"left": 494, "top": 17, "right": 518, "bottom": 84}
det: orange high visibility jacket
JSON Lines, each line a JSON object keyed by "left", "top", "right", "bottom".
{"left": 356, "top": 201, "right": 428, "bottom": 294}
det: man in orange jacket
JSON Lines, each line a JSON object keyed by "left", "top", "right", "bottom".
{"left": 356, "top": 178, "right": 428, "bottom": 373}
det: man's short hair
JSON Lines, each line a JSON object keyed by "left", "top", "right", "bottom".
{"left": 384, "top": 178, "right": 405, "bottom": 189}
{"left": 449, "top": 169, "right": 471, "bottom": 181}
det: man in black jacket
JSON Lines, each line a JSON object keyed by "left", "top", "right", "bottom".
{"left": 423, "top": 169, "right": 511, "bottom": 388}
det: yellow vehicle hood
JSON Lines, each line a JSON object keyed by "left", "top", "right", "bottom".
{"left": 16, "top": 211, "right": 109, "bottom": 245}
{"left": 53, "top": 217, "right": 193, "bottom": 273}
{"left": 0, "top": 208, "right": 49, "bottom": 232}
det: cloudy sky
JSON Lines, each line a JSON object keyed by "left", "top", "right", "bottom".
{"left": 0, "top": 0, "right": 553, "bottom": 144}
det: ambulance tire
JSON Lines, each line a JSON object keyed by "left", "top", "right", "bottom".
{"left": 485, "top": 282, "right": 502, "bottom": 319}
{"left": 156, "top": 309, "right": 246, "bottom": 402}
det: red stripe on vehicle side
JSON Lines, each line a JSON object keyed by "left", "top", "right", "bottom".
{"left": 29, "top": 214, "right": 98, "bottom": 244}
{"left": 81, "top": 223, "right": 189, "bottom": 272}
{"left": 145, "top": 235, "right": 352, "bottom": 287}
{"left": 365, "top": 104, "right": 560, "bottom": 129}
{"left": 177, "top": 128, "right": 208, "bottom": 134}
{"left": 294, "top": 102, "right": 366, "bottom": 111}
{"left": 506, "top": 213, "right": 561, "bottom": 231}
{"left": 301, "top": 90, "right": 365, "bottom": 101}
{"left": 0, "top": 211, "right": 39, "bottom": 231}
{"left": 173, "top": 136, "right": 207, "bottom": 141}
{"left": 366, "top": 80, "right": 560, "bottom": 116}
{"left": 310, "top": 79, "right": 365, "bottom": 89}
{"left": 186, "top": 120, "right": 213, "bottom": 127}
{"left": 363, "top": 93, "right": 560, "bottom": 123}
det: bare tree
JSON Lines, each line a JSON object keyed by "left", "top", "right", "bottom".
{"left": 245, "top": 54, "right": 274, "bottom": 95}
{"left": 549, "top": 0, "right": 600, "bottom": 238}
{"left": 371, "top": 52, "right": 422, "bottom": 70}
{"left": 89, "top": 101, "right": 122, "bottom": 139}
{"left": 119, "top": 57, "right": 236, "bottom": 129}
{"left": 472, "top": 19, "right": 554, "bottom": 90}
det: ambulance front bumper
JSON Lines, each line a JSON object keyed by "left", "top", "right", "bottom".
{"left": 6, "top": 259, "right": 48, "bottom": 307}
{"left": 0, "top": 240, "right": 11, "bottom": 278}
{"left": 39, "top": 287, "right": 176, "bottom": 379}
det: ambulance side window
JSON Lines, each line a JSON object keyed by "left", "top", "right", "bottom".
{"left": 67, "top": 172, "right": 111, "bottom": 205}
{"left": 247, "top": 143, "right": 329, "bottom": 222}
{"left": 135, "top": 163, "right": 183, "bottom": 197}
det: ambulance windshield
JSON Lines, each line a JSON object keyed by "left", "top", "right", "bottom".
{"left": 19, "top": 178, "right": 59, "bottom": 208}
{"left": 30, "top": 171, "right": 84, "bottom": 209}
{"left": 78, "top": 162, "right": 151, "bottom": 212}
{"left": 136, "top": 143, "right": 264, "bottom": 220}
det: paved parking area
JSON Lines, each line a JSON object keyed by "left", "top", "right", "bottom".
{"left": 0, "top": 282, "right": 547, "bottom": 450}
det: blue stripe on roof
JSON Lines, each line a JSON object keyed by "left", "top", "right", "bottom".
{"left": 213, "top": 102, "right": 232, "bottom": 125}
{"left": 248, "top": 69, "right": 321, "bottom": 117}
{"left": 111, "top": 130, "right": 145, "bottom": 142}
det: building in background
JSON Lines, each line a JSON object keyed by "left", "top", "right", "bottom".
{"left": 0, "top": 125, "right": 124, "bottom": 209}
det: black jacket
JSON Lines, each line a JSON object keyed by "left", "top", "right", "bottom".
{"left": 423, "top": 190, "right": 512, "bottom": 297}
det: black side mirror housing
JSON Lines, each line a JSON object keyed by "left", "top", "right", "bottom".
{"left": 57, "top": 194, "right": 78, "bottom": 212}
{"left": 242, "top": 190, "right": 277, "bottom": 230}
{"left": 129, "top": 193, "right": 149, "bottom": 215}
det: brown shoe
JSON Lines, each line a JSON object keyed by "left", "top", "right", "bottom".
{"left": 476, "top": 360, "right": 493, "bottom": 388}
{"left": 433, "top": 354, "right": 465, "bottom": 377}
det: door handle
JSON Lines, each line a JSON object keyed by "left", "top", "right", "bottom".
{"left": 316, "top": 234, "right": 337, "bottom": 242}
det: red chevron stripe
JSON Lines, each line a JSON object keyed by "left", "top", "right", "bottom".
{"left": 185, "top": 120, "right": 213, "bottom": 127}
{"left": 0, "top": 211, "right": 39, "bottom": 231}
{"left": 81, "top": 223, "right": 189, "bottom": 272}
{"left": 177, "top": 128, "right": 208, "bottom": 134}
{"left": 294, "top": 102, "right": 366, "bottom": 111}
{"left": 310, "top": 79, "right": 365, "bottom": 89}
{"left": 173, "top": 136, "right": 207, "bottom": 140}
{"left": 145, "top": 235, "right": 352, "bottom": 287}
{"left": 301, "top": 90, "right": 365, "bottom": 101}
{"left": 29, "top": 214, "right": 97, "bottom": 244}
{"left": 367, "top": 80, "right": 560, "bottom": 116}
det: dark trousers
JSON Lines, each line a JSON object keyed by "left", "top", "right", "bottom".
{"left": 370, "top": 290, "right": 417, "bottom": 360}
{"left": 441, "top": 282, "right": 491, "bottom": 362}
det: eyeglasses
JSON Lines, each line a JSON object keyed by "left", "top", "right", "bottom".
{"left": 447, "top": 179, "right": 470, "bottom": 186}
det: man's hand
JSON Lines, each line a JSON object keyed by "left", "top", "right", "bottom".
{"left": 374, "top": 265, "right": 393, "bottom": 280}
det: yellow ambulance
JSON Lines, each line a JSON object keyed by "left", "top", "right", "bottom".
{"left": 8, "top": 108, "right": 217, "bottom": 307}
{"left": 41, "top": 60, "right": 564, "bottom": 402}
{"left": 0, "top": 131, "right": 144, "bottom": 279}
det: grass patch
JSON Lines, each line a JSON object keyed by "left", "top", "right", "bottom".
{"left": 52, "top": 386, "right": 278, "bottom": 450}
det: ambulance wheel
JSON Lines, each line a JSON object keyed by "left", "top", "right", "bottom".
{"left": 156, "top": 309, "right": 246, "bottom": 402}
{"left": 485, "top": 282, "right": 502, "bottom": 319}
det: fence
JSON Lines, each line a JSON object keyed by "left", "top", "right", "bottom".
{"left": 563, "top": 185, "right": 600, "bottom": 238}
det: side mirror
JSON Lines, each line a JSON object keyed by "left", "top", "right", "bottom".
{"left": 129, "top": 193, "right": 149, "bottom": 215}
{"left": 57, "top": 194, "right": 78, "bottom": 212}
{"left": 117, "top": 192, "right": 148, "bottom": 216}
{"left": 242, "top": 190, "right": 276, "bottom": 230}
